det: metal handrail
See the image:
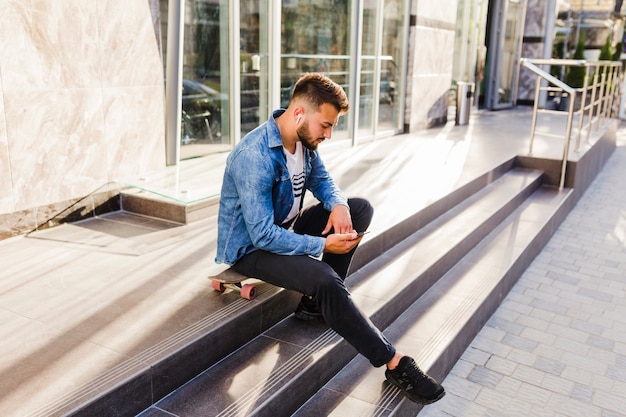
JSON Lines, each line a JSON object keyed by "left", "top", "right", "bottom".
{"left": 519, "top": 58, "right": 622, "bottom": 190}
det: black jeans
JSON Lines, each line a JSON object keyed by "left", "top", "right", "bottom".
{"left": 232, "top": 198, "right": 396, "bottom": 367}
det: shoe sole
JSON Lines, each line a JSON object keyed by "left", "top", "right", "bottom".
{"left": 414, "top": 389, "right": 446, "bottom": 405}
{"left": 385, "top": 376, "right": 446, "bottom": 405}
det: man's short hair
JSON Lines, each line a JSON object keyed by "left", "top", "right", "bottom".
{"left": 291, "top": 73, "right": 350, "bottom": 115}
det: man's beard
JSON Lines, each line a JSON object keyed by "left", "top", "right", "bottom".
{"left": 296, "top": 120, "right": 324, "bottom": 151}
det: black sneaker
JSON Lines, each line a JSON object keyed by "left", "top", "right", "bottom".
{"left": 385, "top": 356, "right": 445, "bottom": 405}
{"left": 294, "top": 295, "right": 323, "bottom": 321}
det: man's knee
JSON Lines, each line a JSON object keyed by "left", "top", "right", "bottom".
{"left": 306, "top": 263, "right": 345, "bottom": 294}
{"left": 348, "top": 197, "right": 373, "bottom": 228}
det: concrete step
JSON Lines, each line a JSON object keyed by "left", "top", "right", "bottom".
{"left": 120, "top": 189, "right": 219, "bottom": 224}
{"left": 292, "top": 186, "right": 573, "bottom": 417}
{"left": 348, "top": 158, "right": 515, "bottom": 274}
{"left": 133, "top": 168, "right": 551, "bottom": 417}
{"left": 39, "top": 160, "right": 516, "bottom": 417}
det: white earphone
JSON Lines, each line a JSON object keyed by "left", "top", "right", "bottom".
{"left": 296, "top": 114, "right": 302, "bottom": 124}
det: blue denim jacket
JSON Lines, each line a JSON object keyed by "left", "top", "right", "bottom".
{"left": 215, "top": 110, "right": 348, "bottom": 265}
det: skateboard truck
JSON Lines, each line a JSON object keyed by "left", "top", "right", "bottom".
{"left": 209, "top": 268, "right": 257, "bottom": 300}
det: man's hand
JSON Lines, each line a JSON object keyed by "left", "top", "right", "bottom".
{"left": 322, "top": 204, "right": 352, "bottom": 235}
{"left": 324, "top": 232, "right": 362, "bottom": 254}
{"left": 322, "top": 204, "right": 363, "bottom": 254}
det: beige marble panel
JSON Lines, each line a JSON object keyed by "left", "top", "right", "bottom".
{"left": 405, "top": 23, "right": 454, "bottom": 131}
{"left": 0, "top": 0, "right": 166, "bottom": 216}
{"left": 149, "top": 0, "right": 163, "bottom": 52}
{"left": 4, "top": 88, "right": 108, "bottom": 211}
{"left": 416, "top": 0, "right": 458, "bottom": 26}
{"left": 525, "top": 0, "right": 547, "bottom": 38}
{"left": 0, "top": 90, "right": 14, "bottom": 215}
{"left": 412, "top": 26, "right": 455, "bottom": 76}
{"left": 102, "top": 86, "right": 166, "bottom": 180}
{"left": 519, "top": 43, "right": 545, "bottom": 102}
{"left": 407, "top": 74, "right": 453, "bottom": 131}
{"left": 0, "top": 209, "right": 38, "bottom": 239}
{"left": 97, "top": 0, "right": 164, "bottom": 87}
{"left": 0, "top": 0, "right": 101, "bottom": 92}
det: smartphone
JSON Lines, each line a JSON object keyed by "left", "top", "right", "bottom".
{"left": 356, "top": 231, "right": 370, "bottom": 237}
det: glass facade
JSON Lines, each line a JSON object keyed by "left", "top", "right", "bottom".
{"left": 240, "top": 1, "right": 269, "bottom": 138}
{"left": 485, "top": 0, "right": 526, "bottom": 109}
{"left": 378, "top": 0, "right": 404, "bottom": 133}
{"left": 160, "top": 0, "right": 408, "bottom": 162}
{"left": 282, "top": 0, "right": 352, "bottom": 140}
{"left": 453, "top": 0, "right": 489, "bottom": 108}
{"left": 496, "top": 0, "right": 524, "bottom": 106}
{"left": 179, "top": 0, "right": 231, "bottom": 158}
{"left": 452, "top": 0, "right": 526, "bottom": 110}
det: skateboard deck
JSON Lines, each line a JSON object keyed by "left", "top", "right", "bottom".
{"left": 209, "top": 268, "right": 257, "bottom": 300}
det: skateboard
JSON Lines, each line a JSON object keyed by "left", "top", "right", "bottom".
{"left": 209, "top": 268, "right": 257, "bottom": 300}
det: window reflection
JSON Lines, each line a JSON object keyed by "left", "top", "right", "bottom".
{"left": 240, "top": 2, "right": 268, "bottom": 137}
{"left": 181, "top": 78, "right": 225, "bottom": 145}
{"left": 160, "top": 0, "right": 231, "bottom": 159}
{"left": 360, "top": 2, "right": 376, "bottom": 133}
{"left": 378, "top": 0, "right": 403, "bottom": 132}
{"left": 157, "top": 0, "right": 408, "bottom": 159}
{"left": 498, "top": 0, "right": 522, "bottom": 105}
{"left": 281, "top": 0, "right": 351, "bottom": 139}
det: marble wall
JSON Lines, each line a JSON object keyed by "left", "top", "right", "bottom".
{"left": 0, "top": 0, "right": 165, "bottom": 237}
{"left": 405, "top": 0, "right": 457, "bottom": 131}
{"left": 518, "top": 0, "right": 551, "bottom": 102}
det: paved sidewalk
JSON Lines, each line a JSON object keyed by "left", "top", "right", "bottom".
{"left": 420, "top": 132, "right": 626, "bottom": 416}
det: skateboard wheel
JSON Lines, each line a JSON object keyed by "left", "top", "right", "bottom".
{"left": 240, "top": 284, "right": 257, "bottom": 300}
{"left": 211, "top": 280, "right": 225, "bottom": 292}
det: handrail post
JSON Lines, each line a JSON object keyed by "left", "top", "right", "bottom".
{"left": 609, "top": 65, "right": 622, "bottom": 117}
{"left": 586, "top": 65, "right": 598, "bottom": 143}
{"left": 607, "top": 65, "right": 619, "bottom": 118}
{"left": 561, "top": 89, "right": 576, "bottom": 190}
{"left": 608, "top": 66, "right": 616, "bottom": 117}
{"left": 599, "top": 68, "right": 608, "bottom": 124}
{"left": 528, "top": 76, "right": 541, "bottom": 155}
{"left": 575, "top": 69, "right": 589, "bottom": 152}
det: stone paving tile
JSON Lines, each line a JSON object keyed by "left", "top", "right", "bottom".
{"left": 422, "top": 133, "right": 626, "bottom": 416}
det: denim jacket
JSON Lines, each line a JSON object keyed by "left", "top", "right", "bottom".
{"left": 215, "top": 109, "right": 348, "bottom": 265}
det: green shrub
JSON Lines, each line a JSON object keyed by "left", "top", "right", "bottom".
{"left": 566, "top": 31, "right": 586, "bottom": 88}
{"left": 599, "top": 35, "right": 612, "bottom": 61}
{"left": 612, "top": 42, "right": 623, "bottom": 61}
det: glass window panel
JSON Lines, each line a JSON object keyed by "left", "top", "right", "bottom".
{"left": 498, "top": 0, "right": 522, "bottom": 105}
{"left": 180, "top": 0, "right": 231, "bottom": 159}
{"left": 359, "top": 58, "right": 376, "bottom": 133}
{"left": 377, "top": 0, "right": 404, "bottom": 132}
{"left": 281, "top": 0, "right": 351, "bottom": 140}
{"left": 240, "top": 1, "right": 269, "bottom": 136}
{"left": 359, "top": 2, "right": 377, "bottom": 134}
